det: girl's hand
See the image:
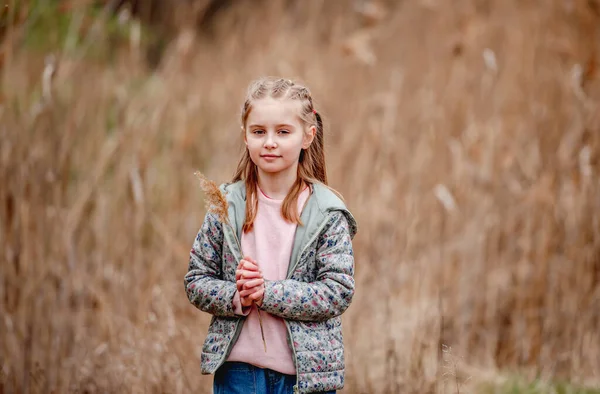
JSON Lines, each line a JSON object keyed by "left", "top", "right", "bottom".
{"left": 236, "top": 256, "right": 262, "bottom": 281}
{"left": 240, "top": 284, "right": 265, "bottom": 307}
{"left": 236, "top": 256, "right": 265, "bottom": 307}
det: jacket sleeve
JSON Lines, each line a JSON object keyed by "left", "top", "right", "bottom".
{"left": 184, "top": 212, "right": 238, "bottom": 317}
{"left": 259, "top": 211, "right": 355, "bottom": 322}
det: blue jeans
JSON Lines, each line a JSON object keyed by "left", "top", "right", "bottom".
{"left": 214, "top": 362, "right": 336, "bottom": 394}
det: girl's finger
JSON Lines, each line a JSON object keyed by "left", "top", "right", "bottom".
{"left": 235, "top": 267, "right": 250, "bottom": 280}
{"left": 240, "top": 257, "right": 255, "bottom": 269}
{"left": 236, "top": 279, "right": 249, "bottom": 291}
{"left": 238, "top": 258, "right": 257, "bottom": 269}
{"left": 242, "top": 261, "right": 259, "bottom": 271}
{"left": 243, "top": 278, "right": 264, "bottom": 289}
{"left": 249, "top": 288, "right": 265, "bottom": 301}
{"left": 238, "top": 269, "right": 262, "bottom": 279}
{"left": 239, "top": 289, "right": 255, "bottom": 297}
{"left": 239, "top": 285, "right": 264, "bottom": 297}
{"left": 236, "top": 269, "right": 260, "bottom": 279}
{"left": 237, "top": 259, "right": 254, "bottom": 270}
{"left": 235, "top": 268, "right": 244, "bottom": 280}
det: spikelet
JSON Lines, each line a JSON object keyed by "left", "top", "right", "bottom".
{"left": 194, "top": 171, "right": 230, "bottom": 224}
{"left": 194, "top": 170, "right": 267, "bottom": 352}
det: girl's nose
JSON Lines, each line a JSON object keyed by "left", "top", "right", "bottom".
{"left": 264, "top": 135, "right": 277, "bottom": 149}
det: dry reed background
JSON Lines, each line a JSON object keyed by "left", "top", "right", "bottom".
{"left": 1, "top": 0, "right": 600, "bottom": 393}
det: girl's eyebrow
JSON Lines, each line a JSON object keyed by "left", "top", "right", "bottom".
{"left": 247, "top": 123, "right": 295, "bottom": 129}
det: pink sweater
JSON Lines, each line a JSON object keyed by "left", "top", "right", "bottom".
{"left": 228, "top": 186, "right": 311, "bottom": 375}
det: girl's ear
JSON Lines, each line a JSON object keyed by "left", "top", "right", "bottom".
{"left": 302, "top": 125, "right": 316, "bottom": 149}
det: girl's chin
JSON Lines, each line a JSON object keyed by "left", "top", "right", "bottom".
{"left": 256, "top": 164, "right": 295, "bottom": 175}
{"left": 257, "top": 167, "right": 285, "bottom": 174}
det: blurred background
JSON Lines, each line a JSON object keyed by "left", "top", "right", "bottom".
{"left": 1, "top": 0, "right": 600, "bottom": 393}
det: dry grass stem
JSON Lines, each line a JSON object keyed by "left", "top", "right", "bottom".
{"left": 194, "top": 171, "right": 267, "bottom": 353}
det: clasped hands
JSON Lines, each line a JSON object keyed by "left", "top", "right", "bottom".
{"left": 236, "top": 256, "right": 265, "bottom": 308}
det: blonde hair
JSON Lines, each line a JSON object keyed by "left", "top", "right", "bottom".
{"left": 232, "top": 77, "right": 327, "bottom": 233}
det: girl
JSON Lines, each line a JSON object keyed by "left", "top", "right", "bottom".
{"left": 184, "top": 77, "right": 357, "bottom": 394}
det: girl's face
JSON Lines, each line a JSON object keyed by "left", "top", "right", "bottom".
{"left": 244, "top": 97, "right": 315, "bottom": 178}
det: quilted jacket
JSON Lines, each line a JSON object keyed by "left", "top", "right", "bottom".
{"left": 184, "top": 181, "right": 357, "bottom": 393}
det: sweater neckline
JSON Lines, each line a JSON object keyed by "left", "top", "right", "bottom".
{"left": 257, "top": 185, "right": 310, "bottom": 205}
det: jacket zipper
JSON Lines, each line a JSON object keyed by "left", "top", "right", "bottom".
{"left": 285, "top": 213, "right": 332, "bottom": 394}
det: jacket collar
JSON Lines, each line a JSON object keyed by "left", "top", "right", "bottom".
{"left": 219, "top": 181, "right": 356, "bottom": 275}
{"left": 220, "top": 181, "right": 356, "bottom": 234}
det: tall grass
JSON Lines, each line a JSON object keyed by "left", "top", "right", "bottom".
{"left": 1, "top": 0, "right": 599, "bottom": 392}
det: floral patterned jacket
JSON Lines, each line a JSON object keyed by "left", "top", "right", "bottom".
{"left": 184, "top": 181, "right": 357, "bottom": 393}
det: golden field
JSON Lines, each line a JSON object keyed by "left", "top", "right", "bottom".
{"left": 1, "top": 1, "right": 599, "bottom": 392}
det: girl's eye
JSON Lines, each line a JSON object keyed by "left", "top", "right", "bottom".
{"left": 278, "top": 129, "right": 290, "bottom": 134}
{"left": 252, "top": 129, "right": 265, "bottom": 135}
